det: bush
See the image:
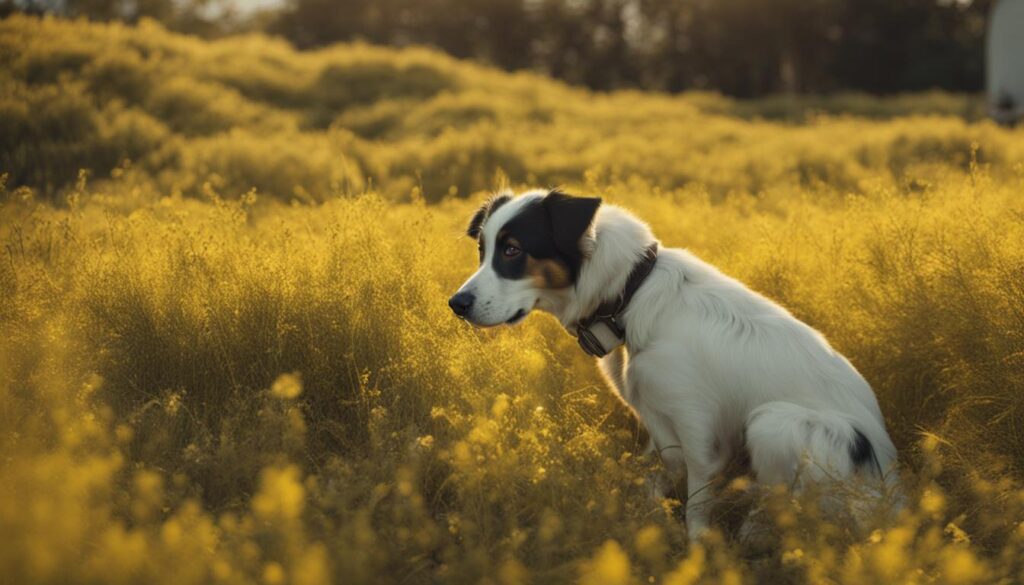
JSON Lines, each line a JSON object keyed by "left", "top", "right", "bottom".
{"left": 145, "top": 76, "right": 297, "bottom": 136}
{"left": 0, "top": 81, "right": 101, "bottom": 189}
{"left": 82, "top": 49, "right": 157, "bottom": 105}
{"left": 174, "top": 129, "right": 364, "bottom": 201}
{"left": 389, "top": 123, "right": 527, "bottom": 201}
{"left": 314, "top": 59, "right": 456, "bottom": 111}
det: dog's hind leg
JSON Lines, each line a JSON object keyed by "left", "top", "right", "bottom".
{"left": 742, "top": 402, "right": 894, "bottom": 542}
{"left": 745, "top": 401, "right": 886, "bottom": 487}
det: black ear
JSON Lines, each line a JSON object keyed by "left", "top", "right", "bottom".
{"left": 543, "top": 191, "right": 601, "bottom": 258}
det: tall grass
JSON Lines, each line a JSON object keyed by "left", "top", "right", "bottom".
{"left": 2, "top": 14, "right": 1024, "bottom": 585}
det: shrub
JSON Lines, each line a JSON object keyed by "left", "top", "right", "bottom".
{"left": 314, "top": 60, "right": 456, "bottom": 111}
{"left": 145, "top": 76, "right": 297, "bottom": 136}
{"left": 82, "top": 49, "right": 157, "bottom": 105}
{"left": 0, "top": 81, "right": 101, "bottom": 189}
{"left": 174, "top": 129, "right": 364, "bottom": 200}
{"left": 389, "top": 124, "right": 527, "bottom": 201}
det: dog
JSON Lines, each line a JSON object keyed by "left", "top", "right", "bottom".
{"left": 449, "top": 189, "right": 898, "bottom": 539}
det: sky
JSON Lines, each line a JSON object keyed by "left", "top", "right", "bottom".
{"left": 226, "top": 0, "right": 283, "bottom": 14}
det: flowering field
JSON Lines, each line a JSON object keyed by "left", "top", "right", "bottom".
{"left": 2, "top": 15, "right": 1024, "bottom": 585}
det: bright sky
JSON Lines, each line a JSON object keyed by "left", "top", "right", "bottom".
{"left": 229, "top": 0, "right": 284, "bottom": 14}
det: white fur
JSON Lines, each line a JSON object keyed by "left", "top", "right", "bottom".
{"left": 454, "top": 190, "right": 898, "bottom": 539}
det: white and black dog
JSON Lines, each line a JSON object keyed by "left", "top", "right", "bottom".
{"left": 449, "top": 189, "right": 897, "bottom": 539}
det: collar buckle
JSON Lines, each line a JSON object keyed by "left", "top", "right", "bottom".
{"left": 576, "top": 317, "right": 623, "bottom": 357}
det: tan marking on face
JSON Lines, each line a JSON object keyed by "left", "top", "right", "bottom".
{"left": 525, "top": 255, "right": 572, "bottom": 289}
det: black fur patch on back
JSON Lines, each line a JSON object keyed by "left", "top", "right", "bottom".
{"left": 850, "top": 427, "right": 883, "bottom": 477}
{"left": 466, "top": 194, "right": 512, "bottom": 238}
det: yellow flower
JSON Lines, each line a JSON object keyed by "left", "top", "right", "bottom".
{"left": 270, "top": 372, "right": 303, "bottom": 399}
{"left": 945, "top": 522, "right": 971, "bottom": 545}
{"left": 263, "top": 562, "right": 286, "bottom": 585}
{"left": 293, "top": 545, "right": 330, "bottom": 585}
{"left": 663, "top": 544, "right": 705, "bottom": 585}
{"left": 782, "top": 548, "right": 805, "bottom": 565}
{"left": 871, "top": 526, "right": 912, "bottom": 579}
{"left": 492, "top": 393, "right": 511, "bottom": 418}
{"left": 499, "top": 558, "right": 529, "bottom": 585}
{"left": 131, "top": 470, "right": 164, "bottom": 521}
{"left": 941, "top": 548, "right": 988, "bottom": 584}
{"left": 580, "top": 540, "right": 631, "bottom": 585}
{"left": 920, "top": 487, "right": 946, "bottom": 516}
{"left": 634, "top": 525, "right": 666, "bottom": 565}
{"left": 727, "top": 476, "right": 751, "bottom": 492}
{"left": 253, "top": 465, "right": 305, "bottom": 522}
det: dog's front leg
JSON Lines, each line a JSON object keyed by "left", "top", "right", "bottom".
{"left": 643, "top": 414, "right": 717, "bottom": 540}
{"left": 640, "top": 411, "right": 687, "bottom": 500}
{"left": 669, "top": 411, "right": 722, "bottom": 540}
{"left": 650, "top": 445, "right": 687, "bottom": 504}
{"left": 683, "top": 457, "right": 716, "bottom": 540}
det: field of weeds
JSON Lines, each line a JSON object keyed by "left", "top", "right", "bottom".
{"left": 2, "top": 14, "right": 1024, "bottom": 585}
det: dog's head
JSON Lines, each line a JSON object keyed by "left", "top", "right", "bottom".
{"left": 449, "top": 190, "right": 601, "bottom": 327}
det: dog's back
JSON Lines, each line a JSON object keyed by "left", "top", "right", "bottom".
{"left": 621, "top": 245, "right": 896, "bottom": 476}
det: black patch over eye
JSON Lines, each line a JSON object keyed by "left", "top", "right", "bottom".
{"left": 503, "top": 244, "right": 521, "bottom": 258}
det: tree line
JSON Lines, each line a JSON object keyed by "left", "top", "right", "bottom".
{"left": 3, "top": 0, "right": 993, "bottom": 97}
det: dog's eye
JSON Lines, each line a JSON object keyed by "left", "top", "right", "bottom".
{"left": 503, "top": 245, "right": 521, "bottom": 258}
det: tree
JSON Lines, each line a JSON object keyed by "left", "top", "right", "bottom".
{"left": 6, "top": 0, "right": 992, "bottom": 96}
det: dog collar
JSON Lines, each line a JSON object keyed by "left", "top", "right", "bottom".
{"left": 575, "top": 243, "right": 658, "bottom": 357}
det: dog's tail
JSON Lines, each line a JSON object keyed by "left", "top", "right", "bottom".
{"left": 745, "top": 401, "right": 896, "bottom": 488}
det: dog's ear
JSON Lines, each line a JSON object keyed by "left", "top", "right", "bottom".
{"left": 543, "top": 191, "right": 602, "bottom": 258}
{"left": 467, "top": 193, "right": 512, "bottom": 238}
{"left": 467, "top": 204, "right": 488, "bottom": 238}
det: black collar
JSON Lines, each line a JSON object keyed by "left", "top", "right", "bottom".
{"left": 575, "top": 243, "right": 658, "bottom": 357}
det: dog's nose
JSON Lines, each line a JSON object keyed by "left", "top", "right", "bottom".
{"left": 448, "top": 292, "right": 475, "bottom": 317}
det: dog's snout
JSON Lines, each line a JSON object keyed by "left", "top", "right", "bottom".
{"left": 448, "top": 291, "right": 475, "bottom": 317}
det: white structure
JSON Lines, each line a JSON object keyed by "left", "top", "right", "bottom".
{"left": 988, "top": 0, "right": 1024, "bottom": 125}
